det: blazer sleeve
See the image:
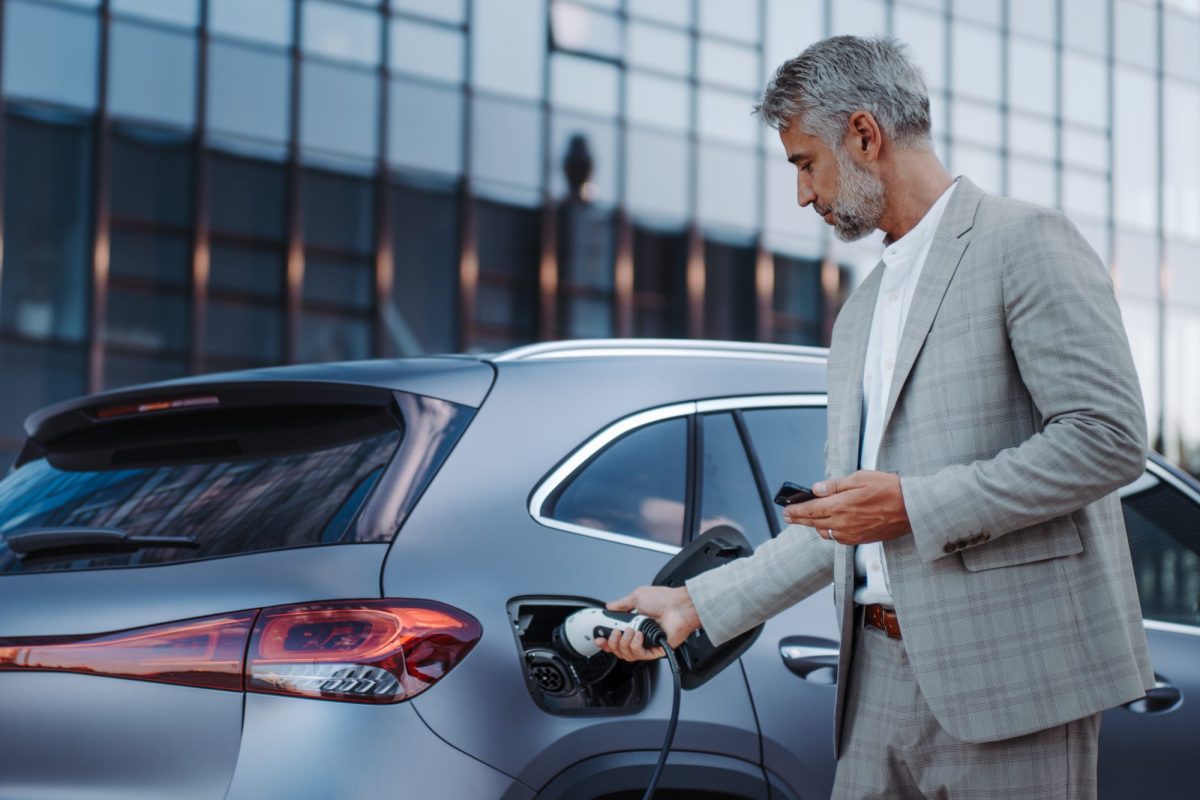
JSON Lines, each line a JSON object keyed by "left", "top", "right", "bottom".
{"left": 902, "top": 208, "right": 1148, "bottom": 563}
{"left": 685, "top": 524, "right": 835, "bottom": 645}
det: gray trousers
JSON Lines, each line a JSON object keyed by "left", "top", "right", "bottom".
{"left": 832, "top": 618, "right": 1101, "bottom": 799}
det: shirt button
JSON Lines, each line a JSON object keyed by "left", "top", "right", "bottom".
{"left": 884, "top": 357, "right": 894, "bottom": 370}
{"left": 870, "top": 562, "right": 881, "bottom": 573}
{"left": 888, "top": 290, "right": 900, "bottom": 302}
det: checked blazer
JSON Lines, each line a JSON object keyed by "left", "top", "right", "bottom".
{"left": 686, "top": 177, "right": 1155, "bottom": 750}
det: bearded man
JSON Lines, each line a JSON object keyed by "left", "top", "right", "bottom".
{"left": 598, "top": 35, "right": 1152, "bottom": 800}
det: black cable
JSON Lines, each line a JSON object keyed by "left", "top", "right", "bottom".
{"left": 640, "top": 624, "right": 682, "bottom": 800}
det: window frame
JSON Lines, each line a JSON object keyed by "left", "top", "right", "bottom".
{"left": 1124, "top": 457, "right": 1200, "bottom": 636}
{"left": 529, "top": 393, "right": 827, "bottom": 554}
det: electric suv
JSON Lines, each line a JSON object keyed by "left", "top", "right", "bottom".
{"left": 1, "top": 340, "right": 1196, "bottom": 800}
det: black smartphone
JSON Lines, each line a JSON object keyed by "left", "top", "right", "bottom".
{"left": 773, "top": 481, "right": 816, "bottom": 507}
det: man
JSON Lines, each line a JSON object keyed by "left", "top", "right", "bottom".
{"left": 597, "top": 35, "right": 1152, "bottom": 799}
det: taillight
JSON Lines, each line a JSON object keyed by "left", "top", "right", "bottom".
{"left": 0, "top": 600, "right": 481, "bottom": 705}
{"left": 0, "top": 612, "right": 255, "bottom": 690}
{"left": 247, "top": 600, "right": 481, "bottom": 704}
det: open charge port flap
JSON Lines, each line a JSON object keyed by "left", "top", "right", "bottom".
{"left": 506, "top": 597, "right": 649, "bottom": 715}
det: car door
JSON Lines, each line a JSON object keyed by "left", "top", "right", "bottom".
{"left": 1100, "top": 460, "right": 1200, "bottom": 798}
{"left": 731, "top": 401, "right": 840, "bottom": 799}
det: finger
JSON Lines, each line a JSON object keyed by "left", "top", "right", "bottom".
{"left": 631, "top": 630, "right": 664, "bottom": 661}
{"left": 606, "top": 592, "right": 638, "bottom": 613}
{"left": 812, "top": 478, "right": 836, "bottom": 497}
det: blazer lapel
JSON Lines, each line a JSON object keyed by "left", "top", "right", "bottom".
{"left": 879, "top": 177, "right": 985, "bottom": 435}
{"left": 838, "top": 263, "right": 883, "bottom": 474}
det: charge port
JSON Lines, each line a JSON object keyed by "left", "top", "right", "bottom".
{"left": 507, "top": 597, "right": 649, "bottom": 715}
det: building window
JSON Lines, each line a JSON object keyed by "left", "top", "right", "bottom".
{"left": 390, "top": 180, "right": 460, "bottom": 355}
{"left": 105, "top": 127, "right": 194, "bottom": 389}
{"left": 770, "top": 255, "right": 823, "bottom": 346}
{"left": 299, "top": 167, "right": 376, "bottom": 363}
{"left": 471, "top": 199, "right": 541, "bottom": 349}
{"left": 703, "top": 240, "right": 756, "bottom": 341}
{"left": 631, "top": 226, "right": 687, "bottom": 338}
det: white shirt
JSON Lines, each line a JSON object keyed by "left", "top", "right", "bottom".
{"left": 854, "top": 180, "right": 958, "bottom": 606}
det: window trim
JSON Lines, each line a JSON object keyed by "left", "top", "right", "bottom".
{"left": 528, "top": 394, "right": 827, "bottom": 554}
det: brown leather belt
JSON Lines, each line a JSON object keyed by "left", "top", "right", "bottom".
{"left": 862, "top": 603, "right": 902, "bottom": 639}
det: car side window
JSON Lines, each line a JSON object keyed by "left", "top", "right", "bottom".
{"left": 699, "top": 413, "right": 772, "bottom": 546}
{"left": 547, "top": 417, "right": 687, "bottom": 547}
{"left": 741, "top": 406, "right": 828, "bottom": 531}
{"left": 1121, "top": 472, "right": 1200, "bottom": 627}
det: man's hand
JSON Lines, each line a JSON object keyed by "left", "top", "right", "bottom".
{"left": 594, "top": 585, "right": 701, "bottom": 661}
{"left": 784, "top": 470, "right": 911, "bottom": 545}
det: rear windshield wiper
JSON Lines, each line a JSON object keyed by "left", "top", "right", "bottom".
{"left": 5, "top": 527, "right": 199, "bottom": 558}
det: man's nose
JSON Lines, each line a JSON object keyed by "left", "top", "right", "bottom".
{"left": 796, "top": 179, "right": 815, "bottom": 208}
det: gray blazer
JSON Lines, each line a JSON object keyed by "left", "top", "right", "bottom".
{"left": 687, "top": 177, "right": 1154, "bottom": 749}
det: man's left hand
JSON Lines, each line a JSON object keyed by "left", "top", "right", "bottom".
{"left": 784, "top": 470, "right": 911, "bottom": 545}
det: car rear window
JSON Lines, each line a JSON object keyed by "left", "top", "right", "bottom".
{"left": 0, "top": 393, "right": 460, "bottom": 574}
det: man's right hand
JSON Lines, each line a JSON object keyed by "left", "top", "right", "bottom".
{"left": 594, "top": 585, "right": 701, "bottom": 661}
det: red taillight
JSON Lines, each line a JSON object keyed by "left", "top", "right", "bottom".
{"left": 0, "top": 612, "right": 255, "bottom": 690}
{"left": 95, "top": 395, "right": 220, "bottom": 420}
{"left": 0, "top": 600, "right": 481, "bottom": 704}
{"left": 247, "top": 600, "right": 482, "bottom": 704}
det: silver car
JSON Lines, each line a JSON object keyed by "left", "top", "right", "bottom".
{"left": 1, "top": 339, "right": 1196, "bottom": 799}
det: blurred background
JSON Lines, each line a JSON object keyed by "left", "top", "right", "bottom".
{"left": 0, "top": 0, "right": 1196, "bottom": 478}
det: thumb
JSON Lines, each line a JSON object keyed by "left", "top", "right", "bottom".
{"left": 606, "top": 592, "right": 638, "bottom": 612}
{"left": 812, "top": 477, "right": 840, "bottom": 497}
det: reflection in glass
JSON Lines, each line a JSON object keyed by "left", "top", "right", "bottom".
{"left": 211, "top": 0, "right": 292, "bottom": 47}
{"left": 109, "top": 21, "right": 196, "bottom": 128}
{"left": 208, "top": 42, "right": 290, "bottom": 144}
{"left": 699, "top": 40, "right": 760, "bottom": 93}
{"left": 628, "top": 22, "right": 690, "bottom": 77}
{"left": 1063, "top": 169, "right": 1109, "bottom": 219}
{"left": 302, "top": 0, "right": 381, "bottom": 67}
{"left": 831, "top": 0, "right": 886, "bottom": 37}
{"left": 698, "top": 88, "right": 759, "bottom": 147}
{"left": 112, "top": 0, "right": 197, "bottom": 27}
{"left": 2, "top": 0, "right": 98, "bottom": 110}
{"left": 0, "top": 342, "right": 86, "bottom": 438}
{"left": 471, "top": 96, "right": 542, "bottom": 191}
{"left": 704, "top": 241, "right": 757, "bottom": 340}
{"left": 1115, "top": 0, "right": 1157, "bottom": 69}
{"left": 628, "top": 0, "right": 690, "bottom": 27}
{"left": 472, "top": 0, "right": 544, "bottom": 100}
{"left": 951, "top": 21, "right": 1001, "bottom": 102}
{"left": 1007, "top": 156, "right": 1056, "bottom": 208}
{"left": 389, "top": 79, "right": 464, "bottom": 176}
{"left": 392, "top": 0, "right": 467, "bottom": 24}
{"left": 627, "top": 72, "right": 690, "bottom": 132}
{"left": 1008, "top": 113, "right": 1056, "bottom": 159}
{"left": 893, "top": 5, "right": 946, "bottom": 89}
{"left": 390, "top": 19, "right": 464, "bottom": 83}
{"left": 741, "top": 406, "right": 828, "bottom": 528}
{"left": 390, "top": 182, "right": 459, "bottom": 355}
{"left": 106, "top": 287, "right": 189, "bottom": 352}
{"left": 632, "top": 226, "right": 687, "bottom": 337}
{"left": 551, "top": 53, "right": 620, "bottom": 116}
{"left": 300, "top": 61, "right": 379, "bottom": 160}
{"left": 1, "top": 114, "right": 92, "bottom": 343}
{"left": 551, "top": 1, "right": 622, "bottom": 59}
{"left": 772, "top": 255, "right": 823, "bottom": 345}
{"left": 699, "top": 0, "right": 759, "bottom": 42}
{"left": 700, "top": 413, "right": 772, "bottom": 545}
{"left": 474, "top": 200, "right": 541, "bottom": 347}
{"left": 1008, "top": 38, "right": 1055, "bottom": 116}
{"left": 1062, "top": 53, "right": 1107, "bottom": 128}
{"left": 551, "top": 113, "right": 617, "bottom": 207}
{"left": 205, "top": 300, "right": 283, "bottom": 365}
{"left": 1163, "top": 81, "right": 1200, "bottom": 239}
{"left": 1008, "top": 0, "right": 1056, "bottom": 40}
{"left": 698, "top": 144, "right": 758, "bottom": 232}
{"left": 626, "top": 128, "right": 689, "bottom": 221}
{"left": 1165, "top": 12, "right": 1200, "bottom": 80}
{"left": 298, "top": 312, "right": 372, "bottom": 362}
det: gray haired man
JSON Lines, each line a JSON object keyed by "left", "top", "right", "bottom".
{"left": 597, "top": 35, "right": 1152, "bottom": 799}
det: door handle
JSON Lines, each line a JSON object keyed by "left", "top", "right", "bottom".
{"left": 1122, "top": 677, "right": 1183, "bottom": 714}
{"left": 779, "top": 636, "right": 839, "bottom": 686}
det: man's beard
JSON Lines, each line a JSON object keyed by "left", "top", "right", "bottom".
{"left": 827, "top": 147, "right": 885, "bottom": 242}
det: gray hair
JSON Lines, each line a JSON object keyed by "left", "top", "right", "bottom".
{"left": 756, "top": 35, "right": 932, "bottom": 150}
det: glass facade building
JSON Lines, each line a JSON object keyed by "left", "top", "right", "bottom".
{"left": 0, "top": 0, "right": 1197, "bottom": 478}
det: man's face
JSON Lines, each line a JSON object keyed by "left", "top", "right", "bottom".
{"left": 779, "top": 122, "right": 885, "bottom": 242}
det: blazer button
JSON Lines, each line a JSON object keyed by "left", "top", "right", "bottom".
{"left": 943, "top": 543, "right": 956, "bottom": 554}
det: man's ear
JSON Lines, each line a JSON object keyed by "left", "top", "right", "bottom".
{"left": 846, "top": 111, "right": 882, "bottom": 162}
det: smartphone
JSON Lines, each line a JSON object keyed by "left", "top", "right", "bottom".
{"left": 773, "top": 481, "right": 816, "bottom": 507}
